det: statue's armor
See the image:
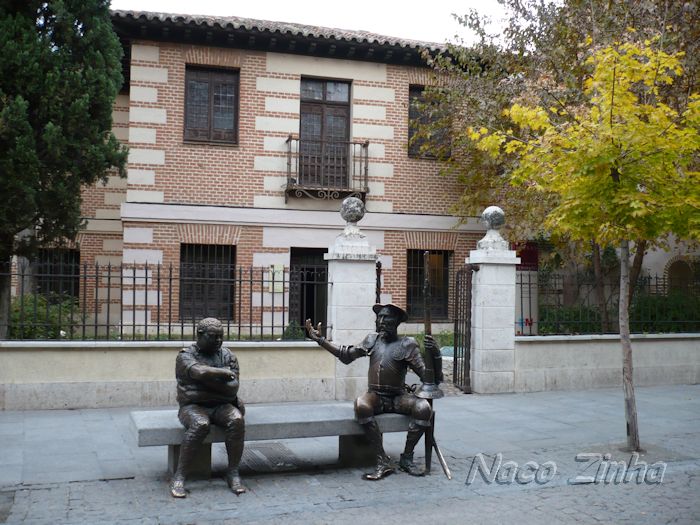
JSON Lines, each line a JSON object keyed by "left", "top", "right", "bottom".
{"left": 339, "top": 333, "right": 426, "bottom": 395}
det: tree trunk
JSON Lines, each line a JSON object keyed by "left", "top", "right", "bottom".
{"left": 619, "top": 239, "right": 641, "bottom": 452}
{"left": 0, "top": 259, "right": 11, "bottom": 339}
{"left": 628, "top": 239, "right": 646, "bottom": 306}
{"left": 591, "top": 241, "right": 610, "bottom": 333}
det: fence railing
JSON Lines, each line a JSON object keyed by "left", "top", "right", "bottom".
{"left": 2, "top": 262, "right": 329, "bottom": 341}
{"left": 516, "top": 271, "right": 700, "bottom": 335}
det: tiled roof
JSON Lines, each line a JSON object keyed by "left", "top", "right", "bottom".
{"left": 111, "top": 10, "right": 446, "bottom": 52}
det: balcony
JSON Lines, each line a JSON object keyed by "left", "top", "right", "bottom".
{"left": 285, "top": 136, "right": 369, "bottom": 202}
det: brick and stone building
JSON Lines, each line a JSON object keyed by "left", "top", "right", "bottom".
{"left": 70, "top": 10, "right": 487, "bottom": 337}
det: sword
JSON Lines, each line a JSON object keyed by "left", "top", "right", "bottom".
{"left": 415, "top": 250, "right": 451, "bottom": 480}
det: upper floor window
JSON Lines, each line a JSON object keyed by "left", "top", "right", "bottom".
{"left": 184, "top": 67, "right": 239, "bottom": 144}
{"left": 298, "top": 79, "right": 351, "bottom": 188}
{"left": 408, "top": 85, "right": 450, "bottom": 159}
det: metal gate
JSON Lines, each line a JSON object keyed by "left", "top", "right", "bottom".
{"left": 453, "top": 264, "right": 478, "bottom": 393}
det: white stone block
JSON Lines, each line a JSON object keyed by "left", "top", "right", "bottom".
{"left": 471, "top": 370, "right": 514, "bottom": 393}
{"left": 366, "top": 181, "right": 385, "bottom": 197}
{"left": 132, "top": 44, "right": 159, "bottom": 62}
{"left": 95, "top": 255, "right": 123, "bottom": 266}
{"left": 474, "top": 284, "right": 516, "bottom": 307}
{"left": 252, "top": 252, "right": 290, "bottom": 267}
{"left": 104, "top": 192, "right": 125, "bottom": 206}
{"left": 255, "top": 116, "right": 299, "bottom": 133}
{"left": 123, "top": 227, "right": 154, "bottom": 244}
{"left": 86, "top": 219, "right": 122, "bottom": 232}
{"left": 130, "top": 86, "right": 158, "bottom": 103}
{"left": 120, "top": 268, "right": 154, "bottom": 286}
{"left": 262, "top": 176, "right": 287, "bottom": 192}
{"left": 254, "top": 156, "right": 288, "bottom": 172}
{"left": 334, "top": 357, "right": 368, "bottom": 379}
{"left": 254, "top": 195, "right": 287, "bottom": 208}
{"left": 514, "top": 369, "right": 546, "bottom": 392}
{"left": 364, "top": 200, "right": 393, "bottom": 213}
{"left": 266, "top": 53, "right": 387, "bottom": 82}
{"left": 256, "top": 77, "right": 299, "bottom": 94}
{"left": 367, "top": 143, "right": 385, "bottom": 158}
{"left": 263, "top": 136, "right": 289, "bottom": 152}
{"left": 129, "top": 127, "right": 157, "bottom": 144}
{"left": 334, "top": 377, "right": 369, "bottom": 401}
{"left": 95, "top": 208, "right": 120, "bottom": 219}
{"left": 102, "top": 239, "right": 123, "bottom": 252}
{"left": 353, "top": 123, "right": 394, "bottom": 140}
{"left": 265, "top": 97, "right": 300, "bottom": 114}
{"left": 129, "top": 107, "right": 167, "bottom": 125}
{"left": 127, "top": 190, "right": 164, "bottom": 203}
{"left": 112, "top": 109, "right": 129, "bottom": 125}
{"left": 353, "top": 85, "right": 395, "bottom": 102}
{"left": 131, "top": 65, "right": 168, "bottom": 83}
{"left": 121, "top": 309, "right": 152, "bottom": 325}
{"left": 473, "top": 327, "right": 515, "bottom": 351}
{"left": 104, "top": 176, "right": 128, "bottom": 189}
{"left": 122, "top": 249, "right": 163, "bottom": 265}
{"left": 128, "top": 148, "right": 165, "bottom": 165}
{"left": 112, "top": 127, "right": 128, "bottom": 141}
{"left": 122, "top": 290, "right": 162, "bottom": 306}
{"left": 472, "top": 349, "right": 514, "bottom": 372}
{"left": 127, "top": 169, "right": 156, "bottom": 185}
{"left": 367, "top": 162, "right": 394, "bottom": 177}
{"left": 474, "top": 267, "right": 518, "bottom": 286}
{"left": 353, "top": 104, "right": 386, "bottom": 120}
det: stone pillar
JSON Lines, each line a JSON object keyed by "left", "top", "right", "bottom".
{"left": 467, "top": 206, "right": 520, "bottom": 394}
{"left": 325, "top": 197, "right": 377, "bottom": 400}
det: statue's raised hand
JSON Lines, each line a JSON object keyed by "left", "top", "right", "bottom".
{"left": 305, "top": 319, "right": 323, "bottom": 342}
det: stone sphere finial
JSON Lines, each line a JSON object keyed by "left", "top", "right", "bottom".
{"left": 481, "top": 206, "right": 505, "bottom": 231}
{"left": 477, "top": 205, "right": 509, "bottom": 251}
{"left": 340, "top": 196, "right": 365, "bottom": 224}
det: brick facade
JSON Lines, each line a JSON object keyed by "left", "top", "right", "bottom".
{"left": 74, "top": 14, "right": 485, "bottom": 334}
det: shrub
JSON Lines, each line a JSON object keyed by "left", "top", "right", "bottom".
{"left": 9, "top": 294, "right": 80, "bottom": 339}
{"left": 630, "top": 291, "right": 700, "bottom": 333}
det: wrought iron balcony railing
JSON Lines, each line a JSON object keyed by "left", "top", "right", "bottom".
{"left": 285, "top": 136, "right": 369, "bottom": 201}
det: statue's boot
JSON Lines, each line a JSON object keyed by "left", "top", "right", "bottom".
{"left": 361, "top": 420, "right": 395, "bottom": 481}
{"left": 169, "top": 476, "right": 186, "bottom": 498}
{"left": 225, "top": 430, "right": 247, "bottom": 494}
{"left": 399, "top": 425, "right": 426, "bottom": 476}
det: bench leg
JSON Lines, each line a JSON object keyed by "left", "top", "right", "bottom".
{"left": 338, "top": 435, "right": 376, "bottom": 467}
{"left": 167, "top": 444, "right": 212, "bottom": 480}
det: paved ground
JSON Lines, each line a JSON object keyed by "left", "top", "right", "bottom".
{"left": 1, "top": 384, "right": 699, "bottom": 524}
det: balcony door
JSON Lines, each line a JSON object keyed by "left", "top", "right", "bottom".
{"left": 299, "top": 78, "right": 350, "bottom": 188}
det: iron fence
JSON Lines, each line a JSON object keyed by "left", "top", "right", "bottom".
{"left": 516, "top": 271, "right": 700, "bottom": 335}
{"left": 2, "top": 261, "right": 330, "bottom": 341}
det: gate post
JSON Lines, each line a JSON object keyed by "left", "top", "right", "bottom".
{"left": 467, "top": 207, "right": 520, "bottom": 394}
{"left": 325, "top": 198, "right": 377, "bottom": 400}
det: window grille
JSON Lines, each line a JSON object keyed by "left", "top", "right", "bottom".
{"left": 179, "top": 244, "right": 236, "bottom": 321}
{"left": 406, "top": 249, "right": 451, "bottom": 319}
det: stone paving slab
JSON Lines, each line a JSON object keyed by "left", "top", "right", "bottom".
{"left": 0, "top": 385, "right": 698, "bottom": 524}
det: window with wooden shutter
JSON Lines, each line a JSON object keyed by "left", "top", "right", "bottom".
{"left": 184, "top": 67, "right": 238, "bottom": 144}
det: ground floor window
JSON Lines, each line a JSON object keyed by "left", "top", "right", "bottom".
{"left": 406, "top": 249, "right": 451, "bottom": 320}
{"left": 179, "top": 244, "right": 235, "bottom": 321}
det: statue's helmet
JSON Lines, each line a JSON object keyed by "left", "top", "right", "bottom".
{"left": 372, "top": 303, "right": 408, "bottom": 324}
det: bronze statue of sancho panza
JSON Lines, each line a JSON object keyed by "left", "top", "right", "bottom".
{"left": 306, "top": 303, "right": 442, "bottom": 480}
{"left": 171, "top": 317, "right": 246, "bottom": 497}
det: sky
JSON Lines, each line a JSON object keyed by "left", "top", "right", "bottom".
{"left": 109, "top": 0, "right": 508, "bottom": 45}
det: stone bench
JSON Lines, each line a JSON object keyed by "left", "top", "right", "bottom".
{"left": 131, "top": 401, "right": 411, "bottom": 478}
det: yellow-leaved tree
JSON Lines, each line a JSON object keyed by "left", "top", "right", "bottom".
{"left": 473, "top": 40, "right": 700, "bottom": 451}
